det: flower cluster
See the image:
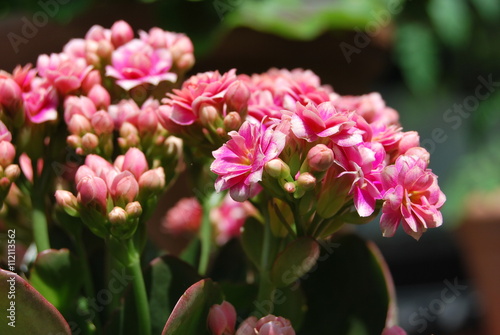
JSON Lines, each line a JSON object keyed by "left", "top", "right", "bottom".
{"left": 210, "top": 71, "right": 445, "bottom": 240}
{"left": 55, "top": 148, "right": 165, "bottom": 239}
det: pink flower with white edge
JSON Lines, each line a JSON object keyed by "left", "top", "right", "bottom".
{"left": 23, "top": 78, "right": 58, "bottom": 124}
{"left": 207, "top": 301, "right": 237, "bottom": 335}
{"left": 236, "top": 315, "right": 295, "bottom": 335}
{"left": 159, "top": 69, "right": 239, "bottom": 127}
{"left": 37, "top": 53, "right": 92, "bottom": 95}
{"left": 291, "top": 101, "right": 364, "bottom": 146}
{"left": 211, "top": 120, "right": 288, "bottom": 202}
{"left": 105, "top": 39, "right": 177, "bottom": 91}
{"left": 380, "top": 154, "right": 446, "bottom": 240}
{"left": 210, "top": 194, "right": 256, "bottom": 245}
{"left": 334, "top": 142, "right": 386, "bottom": 217}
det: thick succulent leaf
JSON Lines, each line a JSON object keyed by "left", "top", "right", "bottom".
{"left": 162, "top": 278, "right": 223, "bottom": 335}
{"left": 271, "top": 237, "right": 320, "bottom": 287}
{"left": 299, "top": 234, "right": 394, "bottom": 335}
{"left": 0, "top": 268, "right": 71, "bottom": 334}
{"left": 29, "top": 248, "right": 83, "bottom": 313}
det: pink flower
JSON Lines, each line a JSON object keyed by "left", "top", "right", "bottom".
{"left": 210, "top": 195, "right": 256, "bottom": 245}
{"left": 0, "top": 77, "right": 23, "bottom": 115}
{"left": 331, "top": 92, "right": 399, "bottom": 126}
{"left": 121, "top": 147, "right": 148, "bottom": 180}
{"left": 110, "top": 171, "right": 139, "bottom": 204}
{"left": 211, "top": 120, "right": 288, "bottom": 201}
{"left": 380, "top": 154, "right": 446, "bottom": 240}
{"left": 105, "top": 39, "right": 177, "bottom": 91}
{"left": 159, "top": 69, "right": 239, "bottom": 127}
{"left": 63, "top": 95, "right": 96, "bottom": 124}
{"left": 23, "top": 78, "right": 59, "bottom": 124}
{"left": 12, "top": 64, "right": 36, "bottom": 92}
{"left": 162, "top": 197, "right": 202, "bottom": 236}
{"left": 381, "top": 326, "right": 407, "bottom": 335}
{"left": 236, "top": 315, "right": 295, "bottom": 335}
{"left": 37, "top": 53, "right": 92, "bottom": 95}
{"left": 291, "top": 101, "right": 363, "bottom": 145}
{"left": 334, "top": 142, "right": 386, "bottom": 217}
{"left": 110, "top": 20, "right": 134, "bottom": 48}
{"left": 108, "top": 99, "right": 141, "bottom": 129}
{"left": 207, "top": 301, "right": 237, "bottom": 335}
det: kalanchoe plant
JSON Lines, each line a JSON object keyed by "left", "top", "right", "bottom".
{"left": 0, "top": 20, "right": 442, "bottom": 335}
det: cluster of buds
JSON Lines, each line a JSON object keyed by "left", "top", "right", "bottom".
{"left": 0, "top": 121, "right": 20, "bottom": 202}
{"left": 207, "top": 301, "right": 295, "bottom": 335}
{"left": 157, "top": 69, "right": 250, "bottom": 152}
{"left": 55, "top": 147, "right": 165, "bottom": 239}
{"left": 161, "top": 194, "right": 256, "bottom": 248}
{"left": 210, "top": 70, "right": 446, "bottom": 240}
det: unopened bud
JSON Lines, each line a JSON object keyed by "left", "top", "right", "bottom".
{"left": 111, "top": 171, "right": 139, "bottom": 205}
{"left": 55, "top": 190, "right": 79, "bottom": 216}
{"left": 88, "top": 85, "right": 111, "bottom": 109}
{"left": 4, "top": 164, "right": 20, "bottom": 181}
{"left": 306, "top": 144, "right": 334, "bottom": 172}
{"left": 225, "top": 80, "right": 250, "bottom": 113}
{"left": 68, "top": 114, "right": 92, "bottom": 135}
{"left": 0, "top": 141, "right": 16, "bottom": 167}
{"left": 108, "top": 206, "right": 128, "bottom": 225}
{"left": 125, "top": 201, "right": 142, "bottom": 218}
{"left": 223, "top": 112, "right": 242, "bottom": 131}
{"left": 66, "top": 134, "right": 82, "bottom": 148}
{"left": 81, "top": 133, "right": 99, "bottom": 152}
{"left": 207, "top": 301, "right": 236, "bottom": 335}
{"left": 398, "top": 131, "right": 419, "bottom": 155}
{"left": 199, "top": 105, "right": 219, "bottom": 126}
{"left": 138, "top": 167, "right": 165, "bottom": 194}
{"left": 81, "top": 70, "right": 102, "bottom": 93}
{"left": 91, "top": 111, "right": 114, "bottom": 135}
{"left": 137, "top": 109, "right": 159, "bottom": 133}
{"left": 111, "top": 20, "right": 134, "bottom": 48}
{"left": 284, "top": 182, "right": 296, "bottom": 193}
{"left": 296, "top": 172, "right": 316, "bottom": 190}
{"left": 265, "top": 159, "right": 290, "bottom": 179}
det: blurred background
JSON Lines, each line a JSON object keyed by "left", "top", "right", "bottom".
{"left": 1, "top": 0, "right": 499, "bottom": 334}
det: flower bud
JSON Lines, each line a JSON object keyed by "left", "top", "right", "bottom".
{"left": 296, "top": 172, "right": 316, "bottom": 190}
{"left": 199, "top": 104, "right": 219, "bottom": 126}
{"left": 0, "top": 121, "right": 12, "bottom": 142}
{"left": 207, "top": 301, "right": 236, "bottom": 335}
{"left": 284, "top": 182, "right": 296, "bottom": 193}
{"left": 68, "top": 114, "right": 92, "bottom": 135}
{"left": 97, "top": 40, "right": 113, "bottom": 59}
{"left": 405, "top": 147, "right": 430, "bottom": 165}
{"left": 88, "top": 85, "right": 111, "bottom": 109}
{"left": 381, "top": 326, "right": 407, "bottom": 335}
{"left": 137, "top": 109, "right": 159, "bottom": 134}
{"left": 111, "top": 20, "right": 134, "bottom": 48}
{"left": 81, "top": 133, "right": 99, "bottom": 152}
{"left": 110, "top": 171, "right": 139, "bottom": 205}
{"left": 265, "top": 159, "right": 290, "bottom": 179}
{"left": 77, "top": 175, "right": 108, "bottom": 212}
{"left": 125, "top": 201, "right": 142, "bottom": 218}
{"left": 122, "top": 147, "right": 148, "bottom": 180}
{"left": 306, "top": 144, "right": 334, "bottom": 172}
{"left": 55, "top": 190, "right": 79, "bottom": 216}
{"left": 91, "top": 111, "right": 114, "bottom": 135}
{"left": 81, "top": 69, "right": 102, "bottom": 93}
{"left": 236, "top": 315, "right": 295, "bottom": 335}
{"left": 67, "top": 134, "right": 82, "bottom": 148}
{"left": 0, "top": 141, "right": 16, "bottom": 167}
{"left": 4, "top": 164, "right": 20, "bottom": 181}
{"left": 225, "top": 80, "right": 250, "bottom": 113}
{"left": 64, "top": 95, "right": 97, "bottom": 123}
{"left": 223, "top": 112, "right": 242, "bottom": 132}
{"left": 108, "top": 206, "right": 128, "bottom": 225}
{"left": 138, "top": 167, "right": 165, "bottom": 194}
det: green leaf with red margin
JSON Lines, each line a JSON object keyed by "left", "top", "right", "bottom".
{"left": 299, "top": 234, "right": 395, "bottom": 335}
{"left": 0, "top": 268, "right": 71, "bottom": 334}
{"left": 162, "top": 278, "right": 223, "bottom": 335}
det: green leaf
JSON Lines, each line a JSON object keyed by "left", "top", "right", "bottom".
{"left": 29, "top": 248, "right": 83, "bottom": 314}
{"left": 470, "top": 0, "right": 500, "bottom": 22}
{"left": 299, "top": 234, "right": 394, "bottom": 335}
{"left": 0, "top": 268, "right": 71, "bottom": 334}
{"left": 241, "top": 218, "right": 265, "bottom": 269}
{"left": 271, "top": 237, "right": 320, "bottom": 287}
{"left": 162, "top": 279, "right": 224, "bottom": 335}
{"left": 272, "top": 285, "right": 308, "bottom": 331}
{"left": 427, "top": 0, "right": 471, "bottom": 48}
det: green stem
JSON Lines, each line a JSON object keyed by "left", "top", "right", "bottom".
{"left": 198, "top": 192, "right": 223, "bottom": 275}
{"left": 74, "top": 234, "right": 102, "bottom": 332}
{"left": 256, "top": 209, "right": 275, "bottom": 315}
{"left": 126, "top": 239, "right": 151, "bottom": 335}
{"left": 32, "top": 198, "right": 50, "bottom": 252}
